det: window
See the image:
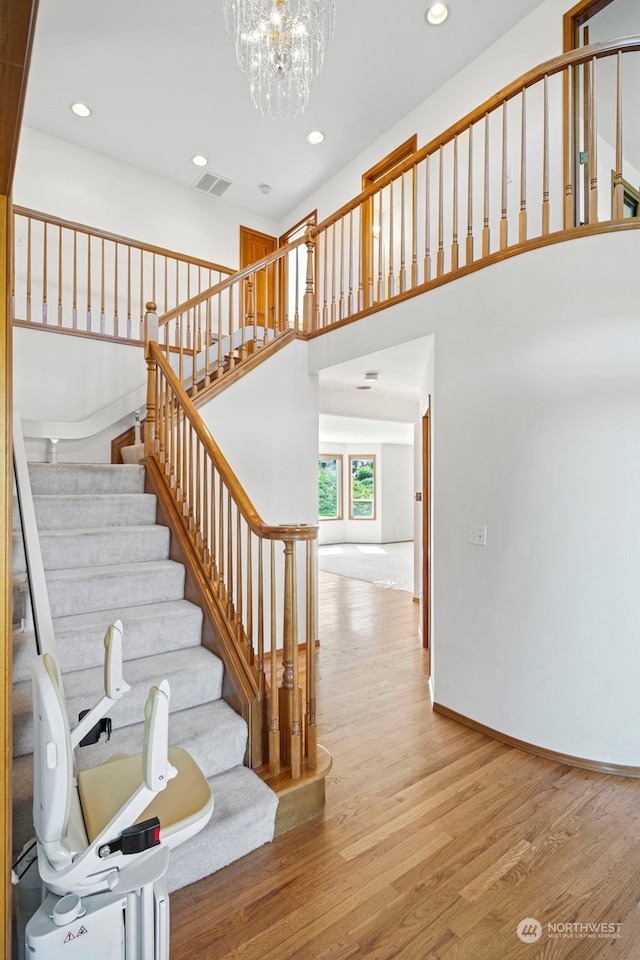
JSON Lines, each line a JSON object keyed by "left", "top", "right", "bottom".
{"left": 611, "top": 172, "right": 639, "bottom": 219}
{"left": 318, "top": 455, "right": 342, "bottom": 520}
{"left": 349, "top": 455, "right": 376, "bottom": 520}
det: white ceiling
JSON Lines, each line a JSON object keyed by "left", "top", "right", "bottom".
{"left": 23, "top": 0, "right": 547, "bottom": 222}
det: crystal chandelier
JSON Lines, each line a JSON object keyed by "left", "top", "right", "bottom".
{"left": 224, "top": 0, "right": 336, "bottom": 119}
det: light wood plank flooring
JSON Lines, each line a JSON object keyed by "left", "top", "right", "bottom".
{"left": 171, "top": 572, "right": 640, "bottom": 959}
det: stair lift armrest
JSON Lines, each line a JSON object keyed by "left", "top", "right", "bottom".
{"left": 69, "top": 620, "right": 131, "bottom": 750}
{"left": 103, "top": 619, "right": 131, "bottom": 700}
{"left": 144, "top": 680, "right": 178, "bottom": 791}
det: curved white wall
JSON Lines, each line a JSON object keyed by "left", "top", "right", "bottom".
{"left": 309, "top": 228, "right": 640, "bottom": 768}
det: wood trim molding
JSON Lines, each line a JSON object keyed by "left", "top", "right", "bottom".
{"left": 563, "top": 0, "right": 616, "bottom": 51}
{"left": 433, "top": 701, "right": 640, "bottom": 778}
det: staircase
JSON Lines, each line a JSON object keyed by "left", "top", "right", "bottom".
{"left": 12, "top": 461, "right": 278, "bottom": 892}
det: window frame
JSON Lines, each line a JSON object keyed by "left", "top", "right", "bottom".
{"left": 348, "top": 454, "right": 377, "bottom": 521}
{"left": 318, "top": 453, "right": 343, "bottom": 521}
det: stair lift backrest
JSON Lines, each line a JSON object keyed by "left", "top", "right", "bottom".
{"left": 31, "top": 654, "right": 77, "bottom": 869}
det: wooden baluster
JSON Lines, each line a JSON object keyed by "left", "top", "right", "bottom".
{"left": 424, "top": 155, "right": 431, "bottom": 282}
{"left": 211, "top": 461, "right": 218, "bottom": 580}
{"left": 377, "top": 190, "right": 384, "bottom": 302}
{"left": 303, "top": 230, "right": 316, "bottom": 333}
{"left": 86, "top": 233, "right": 91, "bottom": 331}
{"left": 388, "top": 181, "right": 395, "bottom": 298}
{"left": 178, "top": 314, "right": 185, "bottom": 386}
{"left": 500, "top": 102, "right": 508, "bottom": 250}
{"left": 563, "top": 65, "right": 575, "bottom": 228}
{"left": 246, "top": 528, "right": 254, "bottom": 664}
{"left": 187, "top": 419, "right": 194, "bottom": 525}
{"left": 467, "top": 126, "right": 474, "bottom": 265}
{"left": 451, "top": 135, "right": 459, "bottom": 271}
{"left": 279, "top": 541, "right": 295, "bottom": 771}
{"left": 202, "top": 448, "right": 210, "bottom": 570}
{"left": 357, "top": 206, "right": 364, "bottom": 311}
{"left": 195, "top": 436, "right": 202, "bottom": 550}
{"left": 216, "top": 292, "right": 224, "bottom": 379}
{"left": 348, "top": 212, "right": 355, "bottom": 315}
{"left": 269, "top": 540, "right": 280, "bottom": 775}
{"left": 236, "top": 508, "right": 243, "bottom": 639}
{"left": 139, "top": 251, "right": 144, "bottom": 338}
{"left": 542, "top": 75, "right": 550, "bottom": 235}
{"left": 613, "top": 50, "right": 623, "bottom": 220}
{"left": 163, "top": 258, "right": 168, "bottom": 315}
{"left": 257, "top": 539, "right": 265, "bottom": 693}
{"left": 519, "top": 90, "right": 527, "bottom": 244}
{"left": 227, "top": 286, "right": 235, "bottom": 370}
{"left": 71, "top": 230, "right": 78, "bottom": 330}
{"left": 127, "top": 245, "right": 132, "bottom": 340}
{"left": 305, "top": 540, "right": 317, "bottom": 768}
{"left": 482, "top": 113, "right": 490, "bottom": 257}
{"left": 339, "top": 218, "right": 345, "bottom": 319}
{"left": 290, "top": 540, "right": 302, "bottom": 779}
{"left": 437, "top": 145, "right": 444, "bottom": 277}
{"left": 243, "top": 277, "right": 254, "bottom": 361}
{"left": 114, "top": 242, "right": 119, "bottom": 338}
{"left": 175, "top": 384, "right": 183, "bottom": 500}
{"left": 143, "top": 313, "right": 158, "bottom": 459}
{"left": 55, "top": 225, "right": 62, "bottom": 326}
{"left": 589, "top": 57, "right": 598, "bottom": 223}
{"left": 400, "top": 170, "right": 407, "bottom": 292}
{"left": 411, "top": 164, "right": 418, "bottom": 288}
{"left": 331, "top": 222, "right": 337, "bottom": 324}
{"left": 26, "top": 217, "right": 32, "bottom": 323}
{"left": 204, "top": 297, "right": 211, "bottom": 388}
{"left": 42, "top": 221, "right": 48, "bottom": 323}
{"left": 100, "top": 238, "right": 105, "bottom": 335}
{"left": 227, "top": 492, "right": 234, "bottom": 618}
{"left": 322, "top": 232, "right": 329, "bottom": 326}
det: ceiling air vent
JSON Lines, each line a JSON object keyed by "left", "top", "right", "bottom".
{"left": 193, "top": 171, "right": 233, "bottom": 198}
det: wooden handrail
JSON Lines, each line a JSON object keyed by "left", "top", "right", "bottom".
{"left": 157, "top": 226, "right": 314, "bottom": 328}
{"left": 311, "top": 36, "right": 640, "bottom": 235}
{"left": 148, "top": 342, "right": 317, "bottom": 542}
{"left": 14, "top": 205, "right": 233, "bottom": 275}
{"left": 145, "top": 340, "right": 318, "bottom": 777}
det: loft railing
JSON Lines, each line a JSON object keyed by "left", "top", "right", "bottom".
{"left": 144, "top": 335, "right": 318, "bottom": 778}
{"left": 307, "top": 36, "right": 640, "bottom": 331}
{"left": 12, "top": 206, "right": 233, "bottom": 343}
{"left": 139, "top": 37, "right": 640, "bottom": 399}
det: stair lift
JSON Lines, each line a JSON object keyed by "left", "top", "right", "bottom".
{"left": 22, "top": 620, "right": 214, "bottom": 959}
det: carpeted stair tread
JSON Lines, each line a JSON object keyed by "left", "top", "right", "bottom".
{"left": 28, "top": 462, "right": 146, "bottom": 496}
{"left": 14, "top": 493, "right": 158, "bottom": 532}
{"left": 166, "top": 765, "right": 278, "bottom": 892}
{"left": 45, "top": 559, "right": 186, "bottom": 618}
{"left": 13, "top": 524, "right": 171, "bottom": 574}
{"left": 12, "top": 600, "right": 204, "bottom": 683}
{"left": 13, "top": 646, "right": 224, "bottom": 758}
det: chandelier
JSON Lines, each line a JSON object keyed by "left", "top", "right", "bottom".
{"left": 223, "top": 0, "right": 336, "bottom": 119}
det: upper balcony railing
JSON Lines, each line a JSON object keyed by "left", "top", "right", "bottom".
{"left": 14, "top": 38, "right": 640, "bottom": 390}
{"left": 12, "top": 206, "right": 233, "bottom": 343}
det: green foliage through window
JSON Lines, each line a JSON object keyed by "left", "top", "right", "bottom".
{"left": 350, "top": 456, "right": 375, "bottom": 519}
{"left": 318, "top": 456, "right": 341, "bottom": 519}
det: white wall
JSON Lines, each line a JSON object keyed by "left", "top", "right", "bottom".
{"left": 14, "top": 127, "right": 279, "bottom": 269}
{"left": 309, "top": 228, "right": 640, "bottom": 768}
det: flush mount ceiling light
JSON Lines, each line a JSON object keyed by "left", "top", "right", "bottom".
{"left": 425, "top": 2, "right": 449, "bottom": 25}
{"left": 307, "top": 129, "right": 325, "bottom": 144}
{"left": 224, "top": 0, "right": 336, "bottom": 119}
{"left": 70, "top": 102, "right": 92, "bottom": 118}
{"left": 364, "top": 371, "right": 378, "bottom": 382}
{"left": 191, "top": 154, "right": 208, "bottom": 166}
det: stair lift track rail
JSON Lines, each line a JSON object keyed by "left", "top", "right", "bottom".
{"left": 12, "top": 409, "right": 59, "bottom": 666}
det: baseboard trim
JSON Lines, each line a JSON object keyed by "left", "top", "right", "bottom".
{"left": 432, "top": 702, "right": 640, "bottom": 779}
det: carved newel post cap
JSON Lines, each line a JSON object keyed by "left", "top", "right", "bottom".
{"left": 145, "top": 301, "right": 157, "bottom": 313}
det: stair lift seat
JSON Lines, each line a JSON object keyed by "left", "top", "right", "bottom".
{"left": 25, "top": 620, "right": 214, "bottom": 959}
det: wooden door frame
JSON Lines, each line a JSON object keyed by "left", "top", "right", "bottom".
{"left": 421, "top": 404, "right": 431, "bottom": 650}
{"left": 361, "top": 135, "right": 417, "bottom": 309}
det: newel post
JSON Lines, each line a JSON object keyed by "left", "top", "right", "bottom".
{"left": 303, "top": 227, "right": 316, "bottom": 333}
{"left": 279, "top": 539, "right": 302, "bottom": 777}
{"left": 143, "top": 302, "right": 158, "bottom": 459}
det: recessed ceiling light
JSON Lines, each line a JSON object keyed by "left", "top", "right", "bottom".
{"left": 70, "top": 102, "right": 92, "bottom": 118}
{"left": 192, "top": 155, "right": 208, "bottom": 167}
{"left": 307, "top": 130, "right": 325, "bottom": 145}
{"left": 425, "top": 2, "right": 449, "bottom": 25}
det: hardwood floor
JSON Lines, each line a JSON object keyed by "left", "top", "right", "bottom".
{"left": 171, "top": 572, "right": 640, "bottom": 959}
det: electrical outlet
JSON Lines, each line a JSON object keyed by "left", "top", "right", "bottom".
{"left": 469, "top": 524, "right": 487, "bottom": 546}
